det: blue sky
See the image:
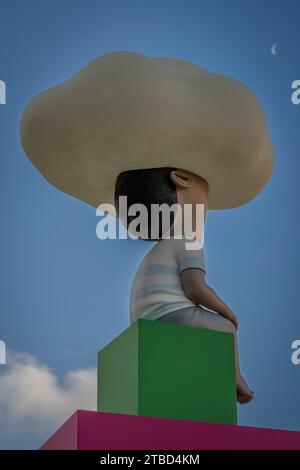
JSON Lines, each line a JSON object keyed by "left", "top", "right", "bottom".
{"left": 0, "top": 0, "right": 300, "bottom": 449}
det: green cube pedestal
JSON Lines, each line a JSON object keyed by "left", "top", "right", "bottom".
{"left": 98, "top": 319, "right": 237, "bottom": 425}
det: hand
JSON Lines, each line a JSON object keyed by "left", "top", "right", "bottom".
{"left": 223, "top": 308, "right": 239, "bottom": 330}
{"left": 229, "top": 313, "right": 239, "bottom": 330}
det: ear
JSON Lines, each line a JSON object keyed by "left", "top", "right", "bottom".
{"left": 170, "top": 170, "right": 195, "bottom": 189}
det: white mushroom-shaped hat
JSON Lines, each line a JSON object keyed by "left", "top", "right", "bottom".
{"left": 21, "top": 51, "right": 274, "bottom": 210}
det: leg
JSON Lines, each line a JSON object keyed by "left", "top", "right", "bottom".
{"left": 220, "top": 318, "right": 254, "bottom": 404}
{"left": 158, "top": 307, "right": 254, "bottom": 404}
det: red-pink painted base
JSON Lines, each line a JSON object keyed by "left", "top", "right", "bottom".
{"left": 41, "top": 410, "right": 300, "bottom": 450}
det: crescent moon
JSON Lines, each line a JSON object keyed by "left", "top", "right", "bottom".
{"left": 271, "top": 44, "right": 277, "bottom": 56}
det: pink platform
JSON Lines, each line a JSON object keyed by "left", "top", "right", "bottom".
{"left": 41, "top": 410, "right": 300, "bottom": 450}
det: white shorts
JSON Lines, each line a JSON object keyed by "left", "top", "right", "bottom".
{"left": 156, "top": 306, "right": 235, "bottom": 334}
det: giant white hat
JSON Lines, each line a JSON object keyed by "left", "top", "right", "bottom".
{"left": 21, "top": 51, "right": 274, "bottom": 210}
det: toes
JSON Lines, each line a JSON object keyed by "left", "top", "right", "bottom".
{"left": 237, "top": 390, "right": 254, "bottom": 404}
{"left": 240, "top": 394, "right": 254, "bottom": 404}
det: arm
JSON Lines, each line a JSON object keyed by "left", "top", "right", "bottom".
{"left": 180, "top": 268, "right": 238, "bottom": 329}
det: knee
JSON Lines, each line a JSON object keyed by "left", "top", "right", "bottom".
{"left": 223, "top": 318, "right": 236, "bottom": 334}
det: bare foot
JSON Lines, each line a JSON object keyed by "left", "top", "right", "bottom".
{"left": 237, "top": 374, "right": 254, "bottom": 404}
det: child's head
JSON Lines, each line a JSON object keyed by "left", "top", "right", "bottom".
{"left": 114, "top": 167, "right": 209, "bottom": 239}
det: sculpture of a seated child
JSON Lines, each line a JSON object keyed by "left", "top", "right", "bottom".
{"left": 21, "top": 51, "right": 275, "bottom": 406}
{"left": 115, "top": 167, "right": 253, "bottom": 404}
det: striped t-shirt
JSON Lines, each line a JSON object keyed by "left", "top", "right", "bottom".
{"left": 130, "top": 237, "right": 206, "bottom": 323}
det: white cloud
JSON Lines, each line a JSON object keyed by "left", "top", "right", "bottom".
{"left": 0, "top": 351, "right": 96, "bottom": 448}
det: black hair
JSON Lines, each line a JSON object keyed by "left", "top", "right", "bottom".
{"left": 114, "top": 167, "right": 177, "bottom": 239}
